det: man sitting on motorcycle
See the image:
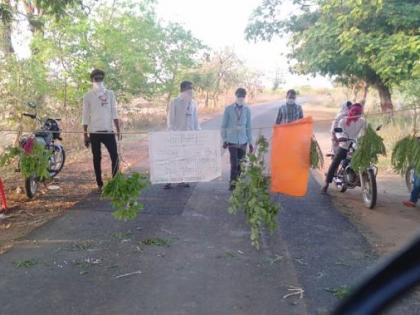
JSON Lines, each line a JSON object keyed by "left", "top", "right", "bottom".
{"left": 330, "top": 101, "right": 352, "bottom": 154}
{"left": 322, "top": 103, "right": 366, "bottom": 193}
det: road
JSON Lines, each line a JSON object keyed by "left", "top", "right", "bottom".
{"left": 0, "top": 100, "right": 418, "bottom": 315}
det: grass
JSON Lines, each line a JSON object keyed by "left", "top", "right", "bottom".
{"left": 71, "top": 240, "right": 95, "bottom": 251}
{"left": 140, "top": 237, "right": 173, "bottom": 247}
{"left": 325, "top": 286, "right": 352, "bottom": 300}
{"left": 14, "top": 259, "right": 39, "bottom": 268}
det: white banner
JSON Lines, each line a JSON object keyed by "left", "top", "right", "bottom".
{"left": 149, "top": 130, "right": 222, "bottom": 184}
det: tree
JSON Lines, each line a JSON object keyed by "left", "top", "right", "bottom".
{"left": 152, "top": 22, "right": 206, "bottom": 103}
{"left": 26, "top": 1, "right": 204, "bottom": 109}
{"left": 0, "top": 0, "right": 83, "bottom": 56}
{"left": 189, "top": 49, "right": 262, "bottom": 108}
{"left": 272, "top": 68, "right": 284, "bottom": 92}
{"left": 246, "top": 0, "right": 420, "bottom": 112}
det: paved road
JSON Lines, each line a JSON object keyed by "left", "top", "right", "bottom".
{"left": 0, "top": 101, "right": 417, "bottom": 314}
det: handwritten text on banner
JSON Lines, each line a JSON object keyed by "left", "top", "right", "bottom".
{"left": 149, "top": 130, "right": 222, "bottom": 184}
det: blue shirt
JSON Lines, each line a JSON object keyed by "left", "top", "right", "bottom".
{"left": 221, "top": 104, "right": 252, "bottom": 145}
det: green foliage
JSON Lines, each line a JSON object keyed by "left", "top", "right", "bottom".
{"left": 0, "top": 146, "right": 22, "bottom": 167}
{"left": 391, "top": 136, "right": 420, "bottom": 175}
{"left": 0, "top": 3, "right": 13, "bottom": 24}
{"left": 30, "top": 1, "right": 205, "bottom": 107}
{"left": 246, "top": 0, "right": 420, "bottom": 109}
{"left": 14, "top": 259, "right": 39, "bottom": 268}
{"left": 0, "top": 142, "right": 51, "bottom": 179}
{"left": 33, "top": 0, "right": 83, "bottom": 17}
{"left": 141, "top": 238, "right": 173, "bottom": 247}
{"left": 20, "top": 142, "right": 52, "bottom": 179}
{"left": 228, "top": 136, "right": 280, "bottom": 250}
{"left": 325, "top": 286, "right": 352, "bottom": 300}
{"left": 351, "top": 124, "right": 386, "bottom": 171}
{"left": 310, "top": 137, "right": 324, "bottom": 169}
{"left": 399, "top": 79, "right": 420, "bottom": 108}
{"left": 0, "top": 56, "right": 49, "bottom": 128}
{"left": 102, "top": 172, "right": 149, "bottom": 221}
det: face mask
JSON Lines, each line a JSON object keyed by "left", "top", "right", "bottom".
{"left": 181, "top": 90, "right": 193, "bottom": 101}
{"left": 236, "top": 97, "right": 245, "bottom": 106}
{"left": 286, "top": 98, "right": 295, "bottom": 105}
{"left": 93, "top": 81, "right": 105, "bottom": 91}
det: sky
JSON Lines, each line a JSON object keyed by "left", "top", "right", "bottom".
{"left": 156, "top": 0, "right": 333, "bottom": 88}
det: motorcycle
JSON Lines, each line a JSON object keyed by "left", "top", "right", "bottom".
{"left": 18, "top": 112, "right": 65, "bottom": 198}
{"left": 328, "top": 127, "right": 379, "bottom": 209}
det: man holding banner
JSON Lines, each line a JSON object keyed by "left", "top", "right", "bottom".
{"left": 221, "top": 88, "right": 253, "bottom": 191}
{"left": 165, "top": 81, "right": 200, "bottom": 189}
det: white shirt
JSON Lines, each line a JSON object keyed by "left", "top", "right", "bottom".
{"left": 331, "top": 103, "right": 350, "bottom": 133}
{"left": 82, "top": 89, "right": 118, "bottom": 132}
{"left": 337, "top": 117, "right": 367, "bottom": 149}
{"left": 167, "top": 96, "right": 200, "bottom": 131}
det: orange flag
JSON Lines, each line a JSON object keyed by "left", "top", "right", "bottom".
{"left": 271, "top": 116, "right": 313, "bottom": 196}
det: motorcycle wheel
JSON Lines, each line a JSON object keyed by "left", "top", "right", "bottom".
{"left": 334, "top": 168, "right": 347, "bottom": 193}
{"left": 48, "top": 145, "right": 65, "bottom": 177}
{"left": 362, "top": 169, "right": 377, "bottom": 209}
{"left": 405, "top": 167, "right": 415, "bottom": 193}
{"left": 25, "top": 176, "right": 38, "bottom": 199}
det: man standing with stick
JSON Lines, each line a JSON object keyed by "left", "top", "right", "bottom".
{"left": 82, "top": 69, "right": 121, "bottom": 192}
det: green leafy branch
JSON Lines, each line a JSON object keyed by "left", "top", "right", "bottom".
{"left": 21, "top": 142, "right": 51, "bottom": 179}
{"left": 391, "top": 136, "right": 420, "bottom": 175}
{"left": 102, "top": 172, "right": 149, "bottom": 221}
{"left": 310, "top": 137, "right": 324, "bottom": 169}
{"left": 0, "top": 146, "right": 22, "bottom": 167}
{"left": 351, "top": 124, "right": 386, "bottom": 171}
{"left": 0, "top": 142, "right": 51, "bottom": 179}
{"left": 228, "top": 135, "right": 280, "bottom": 250}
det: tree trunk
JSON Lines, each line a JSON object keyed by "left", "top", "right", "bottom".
{"left": 360, "top": 82, "right": 369, "bottom": 106}
{"left": 375, "top": 81, "right": 393, "bottom": 112}
{"left": 352, "top": 82, "right": 359, "bottom": 103}
{"left": 0, "top": 23, "right": 14, "bottom": 56}
{"left": 205, "top": 92, "right": 209, "bottom": 107}
{"left": 0, "top": 0, "right": 14, "bottom": 56}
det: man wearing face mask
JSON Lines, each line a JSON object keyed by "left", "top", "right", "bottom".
{"left": 82, "top": 69, "right": 121, "bottom": 192}
{"left": 221, "top": 88, "right": 254, "bottom": 191}
{"left": 165, "top": 80, "right": 200, "bottom": 189}
{"left": 276, "top": 89, "right": 304, "bottom": 125}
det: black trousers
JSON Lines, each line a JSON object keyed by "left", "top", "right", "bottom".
{"left": 90, "top": 133, "right": 119, "bottom": 187}
{"left": 326, "top": 147, "right": 348, "bottom": 184}
{"left": 228, "top": 144, "right": 247, "bottom": 184}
